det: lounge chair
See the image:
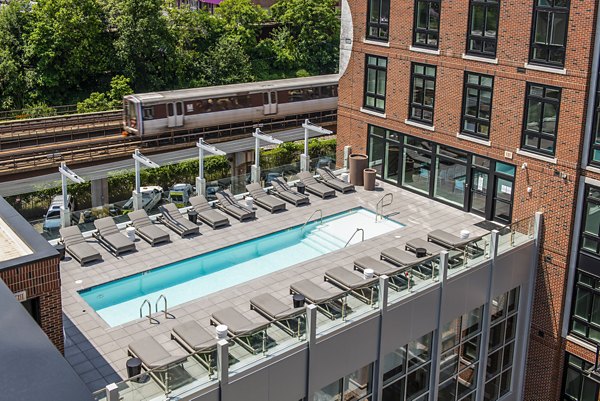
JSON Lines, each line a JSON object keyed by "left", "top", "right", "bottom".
{"left": 128, "top": 336, "right": 190, "bottom": 390}
{"left": 128, "top": 210, "right": 170, "bottom": 246}
{"left": 297, "top": 171, "right": 336, "bottom": 199}
{"left": 158, "top": 203, "right": 199, "bottom": 237}
{"left": 405, "top": 238, "right": 447, "bottom": 255}
{"left": 171, "top": 321, "right": 218, "bottom": 376}
{"left": 250, "top": 293, "right": 305, "bottom": 337}
{"left": 270, "top": 178, "right": 310, "bottom": 206}
{"left": 380, "top": 246, "right": 437, "bottom": 279}
{"left": 324, "top": 267, "right": 379, "bottom": 305}
{"left": 317, "top": 167, "right": 355, "bottom": 193}
{"left": 93, "top": 217, "right": 136, "bottom": 256}
{"left": 189, "top": 195, "right": 229, "bottom": 229}
{"left": 290, "top": 279, "right": 345, "bottom": 320}
{"left": 427, "top": 229, "right": 485, "bottom": 257}
{"left": 210, "top": 307, "right": 270, "bottom": 354}
{"left": 59, "top": 226, "right": 102, "bottom": 266}
{"left": 215, "top": 190, "right": 255, "bottom": 221}
{"left": 246, "top": 183, "right": 286, "bottom": 213}
{"left": 353, "top": 256, "right": 409, "bottom": 291}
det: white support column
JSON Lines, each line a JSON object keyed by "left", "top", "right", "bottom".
{"left": 132, "top": 149, "right": 160, "bottom": 211}
{"left": 306, "top": 304, "right": 318, "bottom": 400}
{"left": 58, "top": 162, "right": 84, "bottom": 228}
{"left": 105, "top": 383, "right": 119, "bottom": 401}
{"left": 374, "top": 275, "right": 389, "bottom": 401}
{"left": 343, "top": 146, "right": 352, "bottom": 170}
{"left": 217, "top": 339, "right": 229, "bottom": 384}
{"left": 251, "top": 129, "right": 282, "bottom": 183}
{"left": 301, "top": 119, "right": 333, "bottom": 172}
{"left": 430, "top": 251, "right": 448, "bottom": 401}
{"left": 196, "top": 139, "right": 225, "bottom": 196}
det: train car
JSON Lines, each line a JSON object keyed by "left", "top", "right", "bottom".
{"left": 123, "top": 74, "right": 339, "bottom": 137}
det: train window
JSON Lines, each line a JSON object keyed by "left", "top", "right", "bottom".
{"left": 321, "top": 85, "right": 337, "bottom": 98}
{"left": 176, "top": 102, "right": 183, "bottom": 115}
{"left": 186, "top": 103, "right": 194, "bottom": 113}
{"left": 143, "top": 107, "right": 154, "bottom": 120}
{"left": 167, "top": 103, "right": 174, "bottom": 117}
{"left": 288, "top": 89, "right": 306, "bottom": 102}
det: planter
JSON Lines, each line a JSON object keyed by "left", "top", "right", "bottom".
{"left": 349, "top": 154, "right": 368, "bottom": 186}
{"left": 363, "top": 168, "right": 376, "bottom": 191}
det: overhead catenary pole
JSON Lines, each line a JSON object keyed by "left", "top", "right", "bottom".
{"left": 196, "top": 139, "right": 226, "bottom": 196}
{"left": 251, "top": 128, "right": 283, "bottom": 184}
{"left": 132, "top": 149, "right": 160, "bottom": 211}
{"left": 300, "top": 119, "right": 333, "bottom": 172}
{"left": 58, "top": 162, "right": 85, "bottom": 228}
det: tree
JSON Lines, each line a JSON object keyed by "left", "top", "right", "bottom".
{"left": 107, "top": 0, "right": 176, "bottom": 92}
{"left": 0, "top": 0, "right": 32, "bottom": 110}
{"left": 200, "top": 36, "right": 253, "bottom": 86}
{"left": 26, "top": 0, "right": 111, "bottom": 104}
{"left": 77, "top": 75, "right": 132, "bottom": 113}
{"left": 270, "top": 0, "right": 340, "bottom": 74}
{"left": 214, "top": 0, "right": 267, "bottom": 52}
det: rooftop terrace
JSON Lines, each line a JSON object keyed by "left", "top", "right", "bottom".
{"left": 58, "top": 180, "right": 535, "bottom": 399}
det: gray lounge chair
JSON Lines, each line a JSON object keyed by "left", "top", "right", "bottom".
{"left": 128, "top": 336, "right": 189, "bottom": 390}
{"left": 353, "top": 256, "right": 409, "bottom": 291}
{"left": 189, "top": 195, "right": 229, "bottom": 229}
{"left": 246, "top": 183, "right": 286, "bottom": 213}
{"left": 270, "top": 178, "right": 310, "bottom": 206}
{"left": 324, "top": 267, "right": 378, "bottom": 305}
{"left": 171, "top": 321, "right": 218, "bottom": 376}
{"left": 297, "top": 172, "right": 336, "bottom": 199}
{"left": 215, "top": 190, "right": 255, "bottom": 221}
{"left": 405, "top": 238, "right": 447, "bottom": 255}
{"left": 317, "top": 167, "right": 355, "bottom": 193}
{"left": 250, "top": 293, "right": 304, "bottom": 337}
{"left": 380, "top": 245, "right": 437, "bottom": 279}
{"left": 158, "top": 203, "right": 199, "bottom": 237}
{"left": 290, "top": 279, "right": 345, "bottom": 320}
{"left": 427, "top": 229, "right": 485, "bottom": 257}
{"left": 210, "top": 307, "right": 270, "bottom": 354}
{"left": 59, "top": 226, "right": 102, "bottom": 266}
{"left": 128, "top": 210, "right": 170, "bottom": 246}
{"left": 93, "top": 217, "right": 136, "bottom": 256}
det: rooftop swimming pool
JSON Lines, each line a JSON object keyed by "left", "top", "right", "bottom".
{"left": 79, "top": 207, "right": 404, "bottom": 327}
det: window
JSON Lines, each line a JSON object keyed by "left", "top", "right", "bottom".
{"left": 367, "top": 0, "right": 390, "bottom": 41}
{"left": 561, "top": 353, "right": 598, "bottom": 401}
{"left": 461, "top": 72, "right": 494, "bottom": 139}
{"left": 382, "top": 332, "right": 433, "bottom": 401}
{"left": 142, "top": 107, "right": 154, "bottom": 120}
{"left": 590, "top": 80, "right": 600, "bottom": 165}
{"left": 521, "top": 83, "right": 561, "bottom": 156}
{"left": 570, "top": 271, "right": 600, "bottom": 343}
{"left": 530, "top": 0, "right": 569, "bottom": 67}
{"left": 364, "top": 55, "right": 388, "bottom": 113}
{"left": 485, "top": 288, "right": 519, "bottom": 401}
{"left": 314, "top": 363, "right": 374, "bottom": 401}
{"left": 413, "top": 0, "right": 441, "bottom": 49}
{"left": 467, "top": 0, "right": 500, "bottom": 58}
{"left": 409, "top": 63, "right": 437, "bottom": 125}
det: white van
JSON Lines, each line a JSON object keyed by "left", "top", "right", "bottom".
{"left": 43, "top": 195, "right": 75, "bottom": 232}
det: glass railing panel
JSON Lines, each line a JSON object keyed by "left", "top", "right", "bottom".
{"left": 497, "top": 216, "right": 535, "bottom": 256}
{"left": 385, "top": 255, "right": 439, "bottom": 305}
{"left": 446, "top": 233, "right": 492, "bottom": 277}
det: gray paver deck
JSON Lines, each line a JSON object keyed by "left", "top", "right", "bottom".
{"left": 60, "top": 181, "right": 487, "bottom": 391}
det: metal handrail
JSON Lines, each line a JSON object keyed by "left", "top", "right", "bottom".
{"left": 155, "top": 294, "right": 168, "bottom": 318}
{"left": 375, "top": 193, "right": 393, "bottom": 222}
{"left": 301, "top": 209, "right": 323, "bottom": 233}
{"left": 344, "top": 228, "right": 365, "bottom": 247}
{"left": 140, "top": 299, "right": 152, "bottom": 322}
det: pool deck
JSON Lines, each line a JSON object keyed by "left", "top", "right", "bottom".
{"left": 60, "top": 181, "right": 488, "bottom": 391}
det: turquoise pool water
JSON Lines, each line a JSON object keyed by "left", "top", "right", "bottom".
{"left": 79, "top": 208, "right": 404, "bottom": 327}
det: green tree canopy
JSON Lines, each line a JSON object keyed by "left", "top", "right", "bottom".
{"left": 77, "top": 75, "right": 133, "bottom": 113}
{"left": 214, "top": 0, "right": 267, "bottom": 52}
{"left": 200, "top": 35, "right": 253, "bottom": 85}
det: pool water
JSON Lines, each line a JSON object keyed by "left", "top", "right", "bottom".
{"left": 79, "top": 208, "right": 404, "bottom": 327}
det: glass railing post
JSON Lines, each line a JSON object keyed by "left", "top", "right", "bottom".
{"left": 378, "top": 275, "right": 389, "bottom": 313}
{"left": 106, "top": 383, "right": 118, "bottom": 401}
{"left": 217, "top": 339, "right": 229, "bottom": 384}
{"left": 307, "top": 304, "right": 317, "bottom": 346}
{"left": 439, "top": 251, "right": 448, "bottom": 284}
{"left": 534, "top": 212, "right": 544, "bottom": 247}
{"left": 490, "top": 230, "right": 499, "bottom": 260}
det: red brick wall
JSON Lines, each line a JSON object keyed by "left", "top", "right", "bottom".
{"left": 0, "top": 256, "right": 64, "bottom": 353}
{"left": 337, "top": 0, "right": 598, "bottom": 399}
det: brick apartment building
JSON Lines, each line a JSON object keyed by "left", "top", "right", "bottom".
{"left": 336, "top": 0, "right": 600, "bottom": 399}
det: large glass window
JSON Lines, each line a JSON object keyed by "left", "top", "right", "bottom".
{"left": 521, "top": 83, "right": 561, "bottom": 156}
{"left": 413, "top": 0, "right": 441, "bottom": 49}
{"left": 580, "top": 186, "right": 600, "bottom": 256}
{"left": 409, "top": 63, "right": 437, "bottom": 125}
{"left": 461, "top": 72, "right": 494, "bottom": 139}
{"left": 467, "top": 0, "right": 500, "bottom": 58}
{"left": 314, "top": 363, "right": 374, "bottom": 401}
{"left": 368, "top": 126, "right": 386, "bottom": 176}
{"left": 382, "top": 332, "right": 433, "bottom": 401}
{"left": 485, "top": 288, "right": 519, "bottom": 401}
{"left": 530, "top": 0, "right": 569, "bottom": 67}
{"left": 561, "top": 353, "right": 598, "bottom": 401}
{"left": 367, "top": 0, "right": 390, "bottom": 41}
{"left": 570, "top": 272, "right": 600, "bottom": 343}
{"left": 403, "top": 137, "right": 432, "bottom": 194}
{"left": 434, "top": 146, "right": 468, "bottom": 207}
{"left": 364, "top": 55, "right": 388, "bottom": 113}
{"left": 438, "top": 306, "right": 483, "bottom": 401}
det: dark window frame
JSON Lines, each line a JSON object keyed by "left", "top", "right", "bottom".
{"left": 589, "top": 82, "right": 600, "bottom": 166}
{"left": 363, "top": 55, "right": 388, "bottom": 113}
{"left": 412, "top": 0, "right": 441, "bottom": 50}
{"left": 408, "top": 63, "right": 437, "bottom": 125}
{"left": 466, "top": 0, "right": 500, "bottom": 58}
{"left": 561, "top": 352, "right": 598, "bottom": 401}
{"left": 367, "top": 0, "right": 390, "bottom": 41}
{"left": 529, "top": 0, "right": 570, "bottom": 68}
{"left": 461, "top": 72, "right": 494, "bottom": 139}
{"left": 521, "top": 82, "right": 561, "bottom": 156}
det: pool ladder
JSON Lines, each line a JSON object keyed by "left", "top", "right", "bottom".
{"left": 139, "top": 294, "right": 172, "bottom": 324}
{"left": 301, "top": 209, "right": 323, "bottom": 233}
{"left": 375, "top": 193, "right": 393, "bottom": 222}
{"left": 344, "top": 228, "right": 364, "bottom": 247}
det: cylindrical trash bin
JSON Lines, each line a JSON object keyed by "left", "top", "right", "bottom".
{"left": 296, "top": 182, "right": 306, "bottom": 194}
{"left": 293, "top": 294, "right": 306, "bottom": 308}
{"left": 126, "top": 358, "right": 142, "bottom": 380}
{"left": 363, "top": 168, "right": 376, "bottom": 191}
{"left": 349, "top": 154, "right": 368, "bottom": 186}
{"left": 187, "top": 210, "right": 198, "bottom": 224}
{"left": 125, "top": 226, "right": 136, "bottom": 242}
{"left": 54, "top": 243, "right": 66, "bottom": 260}
{"left": 245, "top": 197, "right": 254, "bottom": 209}
{"left": 216, "top": 324, "right": 228, "bottom": 339}
{"left": 363, "top": 268, "right": 375, "bottom": 280}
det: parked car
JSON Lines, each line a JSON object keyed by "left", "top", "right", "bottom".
{"left": 42, "top": 195, "right": 75, "bottom": 233}
{"left": 315, "top": 156, "right": 335, "bottom": 169}
{"left": 168, "top": 183, "right": 194, "bottom": 207}
{"left": 118, "top": 186, "right": 163, "bottom": 214}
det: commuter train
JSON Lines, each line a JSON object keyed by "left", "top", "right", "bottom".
{"left": 122, "top": 74, "right": 339, "bottom": 136}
